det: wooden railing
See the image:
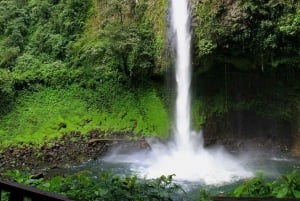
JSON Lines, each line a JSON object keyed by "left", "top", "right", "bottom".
{"left": 213, "top": 197, "right": 300, "bottom": 201}
{"left": 0, "top": 180, "right": 73, "bottom": 201}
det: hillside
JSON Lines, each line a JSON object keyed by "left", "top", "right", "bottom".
{"left": 0, "top": 0, "right": 170, "bottom": 149}
{"left": 0, "top": 0, "right": 299, "bottom": 153}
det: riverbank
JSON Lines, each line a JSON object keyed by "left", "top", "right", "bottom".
{"left": 0, "top": 130, "right": 149, "bottom": 173}
{"left": 0, "top": 128, "right": 294, "bottom": 175}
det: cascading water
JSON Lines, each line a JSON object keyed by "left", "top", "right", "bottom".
{"left": 173, "top": 0, "right": 192, "bottom": 150}
{"left": 104, "top": 0, "right": 253, "bottom": 184}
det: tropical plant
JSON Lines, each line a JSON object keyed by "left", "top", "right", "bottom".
{"left": 3, "top": 170, "right": 185, "bottom": 201}
{"left": 231, "top": 171, "right": 300, "bottom": 199}
{"left": 232, "top": 173, "right": 272, "bottom": 198}
{"left": 272, "top": 170, "right": 300, "bottom": 198}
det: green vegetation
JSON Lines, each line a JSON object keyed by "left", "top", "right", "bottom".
{"left": 0, "top": 0, "right": 299, "bottom": 159}
{"left": 191, "top": 99, "right": 206, "bottom": 130}
{"left": 193, "top": 0, "right": 300, "bottom": 67}
{"left": 0, "top": 84, "right": 169, "bottom": 150}
{"left": 2, "top": 170, "right": 300, "bottom": 200}
{"left": 0, "top": 0, "right": 170, "bottom": 149}
{"left": 3, "top": 170, "right": 185, "bottom": 201}
{"left": 231, "top": 171, "right": 300, "bottom": 198}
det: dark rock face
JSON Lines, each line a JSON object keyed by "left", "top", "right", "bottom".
{"left": 0, "top": 130, "right": 149, "bottom": 172}
{"left": 291, "top": 111, "right": 300, "bottom": 156}
{"left": 202, "top": 110, "right": 293, "bottom": 153}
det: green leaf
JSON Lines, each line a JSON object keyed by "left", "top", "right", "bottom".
{"left": 233, "top": 185, "right": 245, "bottom": 197}
{"left": 293, "top": 190, "right": 300, "bottom": 198}
{"left": 276, "top": 187, "right": 289, "bottom": 198}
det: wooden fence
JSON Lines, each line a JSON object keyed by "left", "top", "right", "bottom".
{"left": 0, "top": 180, "right": 72, "bottom": 201}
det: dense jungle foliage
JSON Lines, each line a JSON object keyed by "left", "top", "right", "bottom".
{"left": 0, "top": 0, "right": 170, "bottom": 148}
{"left": 0, "top": 0, "right": 299, "bottom": 147}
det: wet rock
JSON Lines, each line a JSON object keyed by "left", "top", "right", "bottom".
{"left": 58, "top": 122, "right": 67, "bottom": 130}
{"left": 0, "top": 131, "right": 147, "bottom": 172}
{"left": 204, "top": 138, "right": 217, "bottom": 147}
{"left": 50, "top": 165, "right": 59, "bottom": 169}
{"left": 32, "top": 172, "right": 44, "bottom": 179}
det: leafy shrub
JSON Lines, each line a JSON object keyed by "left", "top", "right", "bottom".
{"left": 0, "top": 69, "right": 14, "bottom": 113}
{"left": 231, "top": 171, "right": 300, "bottom": 199}
{"left": 193, "top": 0, "right": 300, "bottom": 68}
{"left": 13, "top": 53, "right": 70, "bottom": 88}
{"left": 272, "top": 171, "right": 300, "bottom": 198}
{"left": 4, "top": 170, "right": 185, "bottom": 201}
{"left": 232, "top": 173, "right": 272, "bottom": 198}
{"left": 67, "top": 0, "right": 162, "bottom": 84}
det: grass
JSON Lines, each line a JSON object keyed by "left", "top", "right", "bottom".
{"left": 0, "top": 84, "right": 170, "bottom": 150}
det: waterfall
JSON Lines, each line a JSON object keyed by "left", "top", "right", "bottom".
{"left": 103, "top": 0, "right": 253, "bottom": 184}
{"left": 172, "top": 0, "right": 192, "bottom": 149}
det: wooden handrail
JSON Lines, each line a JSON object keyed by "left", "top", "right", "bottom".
{"left": 0, "top": 180, "right": 73, "bottom": 201}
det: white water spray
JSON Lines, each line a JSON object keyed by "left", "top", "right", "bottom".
{"left": 173, "top": 0, "right": 192, "bottom": 150}
{"left": 104, "top": 0, "right": 252, "bottom": 184}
